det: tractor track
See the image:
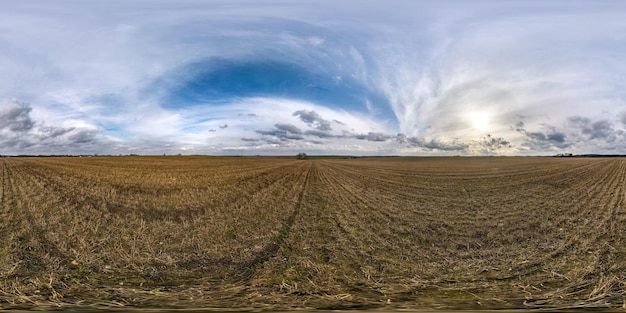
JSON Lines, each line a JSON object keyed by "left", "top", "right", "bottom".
{"left": 231, "top": 161, "right": 312, "bottom": 282}
{"left": 1, "top": 159, "right": 72, "bottom": 274}
{"left": 2, "top": 156, "right": 626, "bottom": 309}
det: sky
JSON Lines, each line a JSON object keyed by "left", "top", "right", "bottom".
{"left": 1, "top": 1, "right": 626, "bottom": 156}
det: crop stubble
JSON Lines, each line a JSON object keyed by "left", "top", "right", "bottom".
{"left": 0, "top": 156, "right": 625, "bottom": 309}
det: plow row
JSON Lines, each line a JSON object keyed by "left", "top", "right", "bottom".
{"left": 1, "top": 156, "right": 625, "bottom": 309}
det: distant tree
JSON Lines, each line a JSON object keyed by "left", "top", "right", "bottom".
{"left": 297, "top": 153, "right": 308, "bottom": 160}
{"left": 554, "top": 153, "right": 573, "bottom": 157}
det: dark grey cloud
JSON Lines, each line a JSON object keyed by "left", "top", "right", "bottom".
{"left": 396, "top": 134, "right": 468, "bottom": 151}
{"left": 293, "top": 110, "right": 332, "bottom": 131}
{"left": 568, "top": 116, "right": 618, "bottom": 142}
{"left": 241, "top": 137, "right": 260, "bottom": 142}
{"left": 255, "top": 123, "right": 305, "bottom": 142}
{"left": 587, "top": 120, "right": 615, "bottom": 141}
{"left": 513, "top": 121, "right": 525, "bottom": 132}
{"left": 421, "top": 139, "right": 468, "bottom": 151}
{"left": 255, "top": 130, "right": 278, "bottom": 136}
{"left": 355, "top": 132, "right": 390, "bottom": 142}
{"left": 526, "top": 132, "right": 546, "bottom": 141}
{"left": 0, "top": 136, "right": 36, "bottom": 149}
{"left": 304, "top": 129, "right": 334, "bottom": 138}
{"left": 547, "top": 132, "right": 566, "bottom": 143}
{"left": 476, "top": 134, "right": 512, "bottom": 154}
{"left": 39, "top": 125, "right": 75, "bottom": 139}
{"left": 219, "top": 124, "right": 228, "bottom": 129}
{"left": 350, "top": 131, "right": 468, "bottom": 151}
{"left": 68, "top": 129, "right": 99, "bottom": 144}
{"left": 621, "top": 112, "right": 626, "bottom": 126}
{"left": 515, "top": 121, "right": 570, "bottom": 149}
{"left": 0, "top": 99, "right": 102, "bottom": 154}
{"left": 0, "top": 99, "right": 35, "bottom": 132}
{"left": 274, "top": 123, "right": 302, "bottom": 134}
{"left": 254, "top": 122, "right": 469, "bottom": 152}
{"left": 527, "top": 131, "right": 566, "bottom": 143}
{"left": 395, "top": 133, "right": 408, "bottom": 144}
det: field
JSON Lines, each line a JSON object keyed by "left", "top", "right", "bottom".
{"left": 1, "top": 156, "right": 625, "bottom": 310}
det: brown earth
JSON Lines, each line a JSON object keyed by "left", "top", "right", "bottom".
{"left": 0, "top": 156, "right": 625, "bottom": 310}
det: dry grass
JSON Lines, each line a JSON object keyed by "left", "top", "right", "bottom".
{"left": 0, "top": 156, "right": 625, "bottom": 310}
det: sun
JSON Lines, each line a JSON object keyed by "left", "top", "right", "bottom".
{"left": 470, "top": 112, "right": 490, "bottom": 131}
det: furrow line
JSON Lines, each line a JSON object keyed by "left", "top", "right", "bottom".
{"left": 5, "top": 160, "right": 73, "bottom": 268}
{"left": 231, "top": 161, "right": 312, "bottom": 282}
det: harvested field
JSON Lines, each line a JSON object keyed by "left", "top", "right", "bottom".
{"left": 1, "top": 156, "right": 625, "bottom": 310}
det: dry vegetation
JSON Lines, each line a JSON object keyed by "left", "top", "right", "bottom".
{"left": 1, "top": 156, "right": 625, "bottom": 310}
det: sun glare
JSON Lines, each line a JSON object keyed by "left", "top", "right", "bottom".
{"left": 470, "top": 112, "right": 490, "bottom": 131}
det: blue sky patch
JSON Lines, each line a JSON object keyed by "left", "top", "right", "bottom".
{"left": 161, "top": 58, "right": 393, "bottom": 117}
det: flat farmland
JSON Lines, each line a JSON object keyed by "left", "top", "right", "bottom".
{"left": 1, "top": 156, "right": 625, "bottom": 310}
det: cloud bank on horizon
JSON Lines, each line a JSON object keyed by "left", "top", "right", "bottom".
{"left": 1, "top": 0, "right": 626, "bottom": 155}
